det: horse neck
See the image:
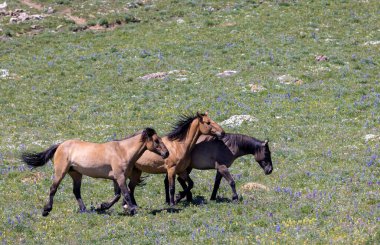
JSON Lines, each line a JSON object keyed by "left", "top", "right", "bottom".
{"left": 182, "top": 119, "right": 202, "bottom": 153}
{"left": 227, "top": 134, "right": 260, "bottom": 158}
{"left": 119, "top": 134, "right": 146, "bottom": 163}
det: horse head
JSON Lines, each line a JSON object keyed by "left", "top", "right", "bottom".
{"left": 255, "top": 140, "right": 273, "bottom": 175}
{"left": 197, "top": 112, "right": 225, "bottom": 139}
{"left": 142, "top": 128, "right": 169, "bottom": 159}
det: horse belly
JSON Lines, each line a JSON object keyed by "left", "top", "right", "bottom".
{"left": 191, "top": 157, "right": 214, "bottom": 170}
{"left": 71, "top": 163, "right": 114, "bottom": 179}
{"left": 191, "top": 147, "right": 216, "bottom": 170}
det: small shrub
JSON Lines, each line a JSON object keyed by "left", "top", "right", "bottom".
{"left": 87, "top": 20, "right": 97, "bottom": 27}
{"left": 98, "top": 18, "right": 109, "bottom": 27}
{"left": 55, "top": 0, "right": 71, "bottom": 4}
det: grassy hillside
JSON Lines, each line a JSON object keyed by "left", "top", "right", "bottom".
{"left": 0, "top": 0, "right": 379, "bottom": 243}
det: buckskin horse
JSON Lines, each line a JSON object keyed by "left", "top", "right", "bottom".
{"left": 168, "top": 133, "right": 273, "bottom": 203}
{"left": 21, "top": 127, "right": 168, "bottom": 216}
{"left": 97, "top": 112, "right": 225, "bottom": 210}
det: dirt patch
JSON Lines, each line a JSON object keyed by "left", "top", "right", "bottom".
{"left": 21, "top": 0, "right": 43, "bottom": 11}
{"left": 61, "top": 8, "right": 87, "bottom": 25}
{"left": 15, "top": 0, "right": 136, "bottom": 33}
{"left": 20, "top": 0, "right": 87, "bottom": 26}
{"left": 241, "top": 182, "right": 270, "bottom": 191}
{"left": 21, "top": 172, "right": 46, "bottom": 184}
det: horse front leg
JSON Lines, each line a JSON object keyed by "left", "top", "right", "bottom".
{"left": 115, "top": 175, "right": 136, "bottom": 215}
{"left": 95, "top": 180, "right": 121, "bottom": 212}
{"left": 167, "top": 167, "right": 176, "bottom": 206}
{"left": 217, "top": 164, "right": 238, "bottom": 201}
{"left": 128, "top": 168, "right": 142, "bottom": 206}
{"left": 210, "top": 171, "right": 223, "bottom": 201}
{"left": 164, "top": 174, "right": 170, "bottom": 204}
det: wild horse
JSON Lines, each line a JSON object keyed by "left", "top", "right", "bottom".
{"left": 21, "top": 128, "right": 168, "bottom": 216}
{"left": 168, "top": 133, "right": 273, "bottom": 203}
{"left": 97, "top": 112, "right": 225, "bottom": 210}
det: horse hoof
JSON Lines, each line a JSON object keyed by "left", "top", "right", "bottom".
{"left": 95, "top": 203, "right": 107, "bottom": 211}
{"left": 232, "top": 195, "right": 239, "bottom": 202}
{"left": 42, "top": 210, "right": 49, "bottom": 217}
{"left": 187, "top": 193, "right": 193, "bottom": 202}
{"left": 129, "top": 206, "right": 137, "bottom": 216}
{"left": 123, "top": 204, "right": 137, "bottom": 215}
{"left": 175, "top": 194, "right": 183, "bottom": 204}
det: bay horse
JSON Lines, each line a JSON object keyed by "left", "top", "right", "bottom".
{"left": 97, "top": 112, "right": 225, "bottom": 210}
{"left": 168, "top": 133, "right": 273, "bottom": 203}
{"left": 21, "top": 128, "right": 169, "bottom": 216}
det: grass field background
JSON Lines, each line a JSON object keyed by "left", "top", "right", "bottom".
{"left": 0, "top": 0, "right": 379, "bottom": 243}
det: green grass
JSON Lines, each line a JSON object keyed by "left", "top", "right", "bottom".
{"left": 0, "top": 0, "right": 379, "bottom": 244}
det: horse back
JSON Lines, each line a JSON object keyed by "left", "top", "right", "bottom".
{"left": 58, "top": 140, "right": 120, "bottom": 164}
{"left": 191, "top": 139, "right": 234, "bottom": 170}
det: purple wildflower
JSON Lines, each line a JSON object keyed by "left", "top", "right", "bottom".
{"left": 275, "top": 224, "right": 281, "bottom": 233}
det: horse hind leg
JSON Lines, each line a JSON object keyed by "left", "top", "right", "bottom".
{"left": 185, "top": 176, "right": 194, "bottom": 202}
{"left": 42, "top": 150, "right": 70, "bottom": 216}
{"left": 184, "top": 167, "right": 194, "bottom": 202}
{"left": 68, "top": 170, "right": 86, "bottom": 213}
{"left": 96, "top": 180, "right": 121, "bottom": 212}
{"left": 175, "top": 176, "right": 188, "bottom": 203}
{"left": 42, "top": 167, "right": 67, "bottom": 216}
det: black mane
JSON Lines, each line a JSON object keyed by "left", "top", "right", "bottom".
{"left": 141, "top": 127, "right": 156, "bottom": 142}
{"left": 222, "top": 133, "right": 263, "bottom": 154}
{"left": 167, "top": 113, "right": 203, "bottom": 141}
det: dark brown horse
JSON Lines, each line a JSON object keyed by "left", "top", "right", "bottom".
{"left": 97, "top": 112, "right": 225, "bottom": 210}
{"left": 21, "top": 128, "right": 168, "bottom": 216}
{"left": 167, "top": 133, "right": 273, "bottom": 203}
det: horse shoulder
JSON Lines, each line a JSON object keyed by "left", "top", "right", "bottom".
{"left": 134, "top": 150, "right": 166, "bottom": 174}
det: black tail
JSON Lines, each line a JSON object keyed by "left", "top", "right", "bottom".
{"left": 21, "top": 144, "right": 60, "bottom": 167}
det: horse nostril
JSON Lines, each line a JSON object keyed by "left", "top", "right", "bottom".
{"left": 163, "top": 151, "right": 169, "bottom": 159}
{"left": 216, "top": 131, "right": 225, "bottom": 139}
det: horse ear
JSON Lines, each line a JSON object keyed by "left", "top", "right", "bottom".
{"left": 262, "top": 140, "right": 268, "bottom": 146}
{"left": 196, "top": 112, "right": 203, "bottom": 122}
{"left": 141, "top": 130, "right": 148, "bottom": 141}
{"left": 204, "top": 111, "right": 208, "bottom": 116}
{"left": 142, "top": 128, "right": 156, "bottom": 141}
{"left": 145, "top": 127, "right": 156, "bottom": 137}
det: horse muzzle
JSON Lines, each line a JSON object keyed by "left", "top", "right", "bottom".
{"left": 161, "top": 151, "right": 169, "bottom": 159}
{"left": 264, "top": 165, "right": 273, "bottom": 175}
